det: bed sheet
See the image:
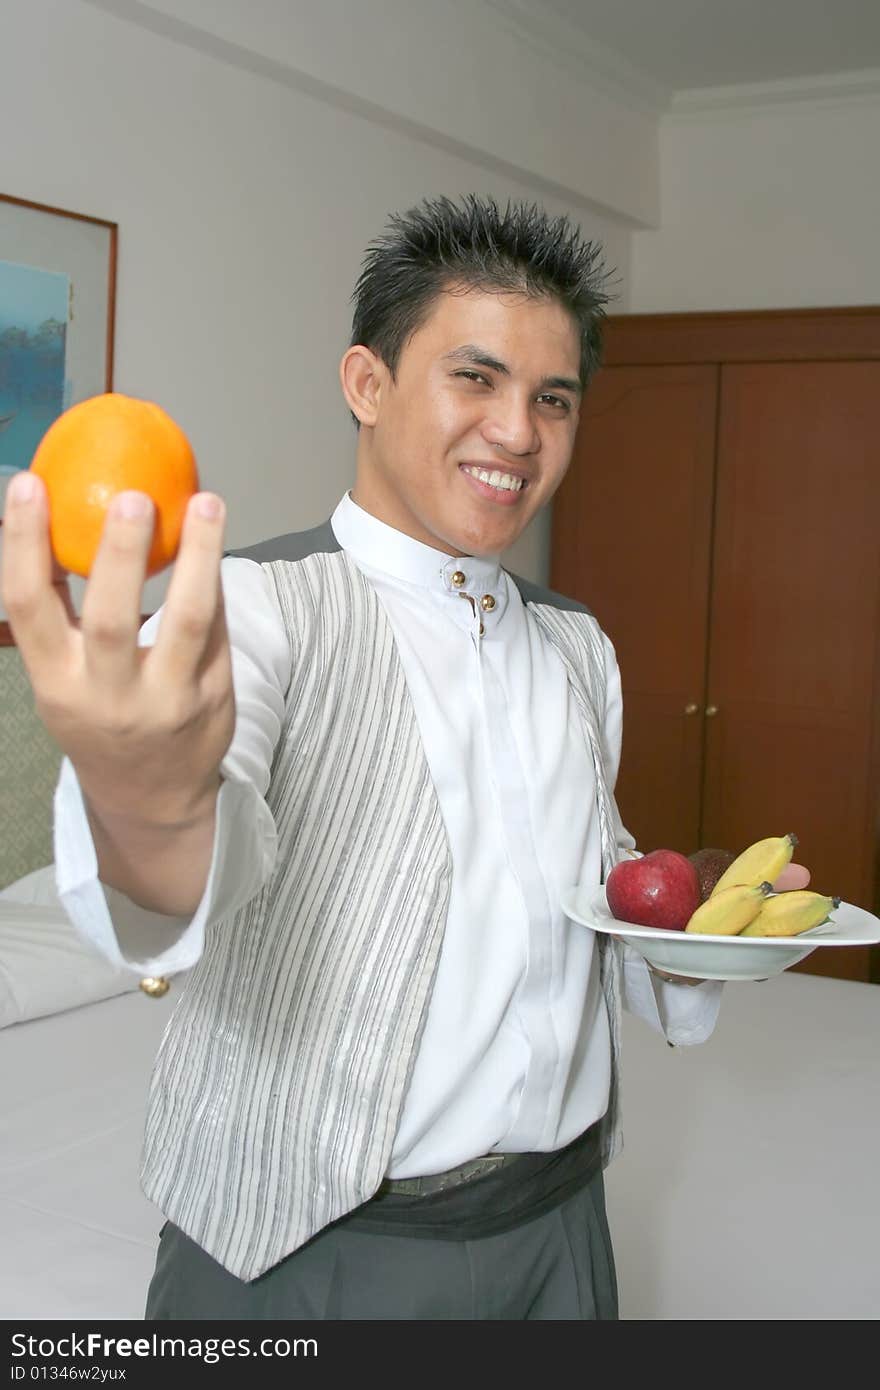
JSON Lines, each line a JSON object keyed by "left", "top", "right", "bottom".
{"left": 0, "top": 987, "right": 178, "bottom": 1320}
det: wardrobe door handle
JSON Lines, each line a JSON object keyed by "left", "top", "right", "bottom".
{"left": 684, "top": 703, "right": 699, "bottom": 715}
{"left": 705, "top": 704, "right": 719, "bottom": 717}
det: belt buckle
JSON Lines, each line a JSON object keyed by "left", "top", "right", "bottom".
{"left": 381, "top": 1151, "right": 512, "bottom": 1197}
{"left": 432, "top": 1152, "right": 508, "bottom": 1193}
{"left": 467, "top": 1153, "right": 507, "bottom": 1180}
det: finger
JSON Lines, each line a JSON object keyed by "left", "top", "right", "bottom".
{"left": 197, "top": 576, "right": 233, "bottom": 683}
{"left": 650, "top": 966, "right": 702, "bottom": 987}
{"left": 0, "top": 471, "right": 77, "bottom": 677}
{"left": 151, "top": 494, "right": 227, "bottom": 681}
{"left": 81, "top": 491, "right": 156, "bottom": 688}
{"left": 772, "top": 863, "right": 811, "bottom": 892}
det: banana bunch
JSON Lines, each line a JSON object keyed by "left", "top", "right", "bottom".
{"left": 685, "top": 831, "right": 840, "bottom": 937}
{"left": 741, "top": 890, "right": 840, "bottom": 937}
{"left": 685, "top": 882, "right": 772, "bottom": 935}
{"left": 710, "top": 833, "right": 798, "bottom": 896}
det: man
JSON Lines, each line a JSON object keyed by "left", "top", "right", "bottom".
{"left": 2, "top": 196, "right": 793, "bottom": 1320}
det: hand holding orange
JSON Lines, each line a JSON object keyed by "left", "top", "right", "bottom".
{"left": 29, "top": 391, "right": 200, "bottom": 577}
{"left": 2, "top": 389, "right": 231, "bottom": 922}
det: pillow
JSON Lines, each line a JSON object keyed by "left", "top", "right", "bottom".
{"left": 0, "top": 864, "right": 60, "bottom": 909}
{"left": 0, "top": 897, "right": 144, "bottom": 1028}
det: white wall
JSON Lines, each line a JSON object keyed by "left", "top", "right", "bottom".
{"left": 0, "top": 0, "right": 640, "bottom": 617}
{"left": 98, "top": 0, "right": 661, "bottom": 225}
{"left": 630, "top": 96, "right": 880, "bottom": 310}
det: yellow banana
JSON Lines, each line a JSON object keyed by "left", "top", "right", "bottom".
{"left": 684, "top": 881, "right": 772, "bottom": 935}
{"left": 709, "top": 833, "right": 798, "bottom": 896}
{"left": 740, "top": 890, "right": 840, "bottom": 937}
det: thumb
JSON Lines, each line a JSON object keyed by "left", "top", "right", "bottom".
{"left": 771, "top": 862, "right": 811, "bottom": 892}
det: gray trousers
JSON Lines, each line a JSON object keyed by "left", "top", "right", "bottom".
{"left": 145, "top": 1169, "right": 618, "bottom": 1320}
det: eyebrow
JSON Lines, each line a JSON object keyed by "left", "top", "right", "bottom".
{"left": 442, "top": 344, "right": 582, "bottom": 397}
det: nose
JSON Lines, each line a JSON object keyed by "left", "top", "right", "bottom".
{"left": 481, "top": 395, "right": 540, "bottom": 457}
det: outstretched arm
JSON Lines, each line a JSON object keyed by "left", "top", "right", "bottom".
{"left": 2, "top": 473, "right": 232, "bottom": 916}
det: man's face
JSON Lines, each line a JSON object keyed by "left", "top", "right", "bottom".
{"left": 345, "top": 287, "right": 583, "bottom": 557}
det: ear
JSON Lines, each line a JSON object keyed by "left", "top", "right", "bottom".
{"left": 339, "top": 345, "right": 386, "bottom": 427}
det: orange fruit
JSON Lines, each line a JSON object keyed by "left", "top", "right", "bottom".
{"left": 29, "top": 391, "right": 200, "bottom": 578}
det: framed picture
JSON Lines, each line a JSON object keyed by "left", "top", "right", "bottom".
{"left": 0, "top": 193, "right": 117, "bottom": 506}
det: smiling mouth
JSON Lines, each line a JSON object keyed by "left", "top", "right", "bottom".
{"left": 460, "top": 464, "right": 528, "bottom": 493}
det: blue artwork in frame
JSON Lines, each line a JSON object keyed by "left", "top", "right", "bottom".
{"left": 0, "top": 258, "right": 70, "bottom": 476}
{"left": 0, "top": 193, "right": 116, "bottom": 497}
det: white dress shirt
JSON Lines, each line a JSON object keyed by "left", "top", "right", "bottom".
{"left": 54, "top": 492, "right": 722, "bottom": 1179}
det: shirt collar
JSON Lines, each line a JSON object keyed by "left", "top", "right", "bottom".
{"left": 330, "top": 492, "right": 507, "bottom": 618}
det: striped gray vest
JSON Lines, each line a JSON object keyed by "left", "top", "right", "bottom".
{"left": 140, "top": 523, "right": 625, "bottom": 1281}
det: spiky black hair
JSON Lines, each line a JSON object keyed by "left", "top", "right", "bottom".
{"left": 350, "top": 194, "right": 615, "bottom": 390}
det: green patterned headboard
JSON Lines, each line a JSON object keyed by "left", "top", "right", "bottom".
{"left": 0, "top": 631, "right": 63, "bottom": 889}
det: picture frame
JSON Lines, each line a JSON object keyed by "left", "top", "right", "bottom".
{"left": 0, "top": 193, "right": 117, "bottom": 507}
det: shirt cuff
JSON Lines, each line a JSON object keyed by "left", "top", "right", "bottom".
{"left": 621, "top": 943, "right": 723, "bottom": 1045}
{"left": 53, "top": 755, "right": 277, "bottom": 977}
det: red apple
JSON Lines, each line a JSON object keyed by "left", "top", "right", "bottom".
{"left": 605, "top": 850, "right": 701, "bottom": 931}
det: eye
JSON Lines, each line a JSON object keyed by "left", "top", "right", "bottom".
{"left": 537, "top": 393, "right": 571, "bottom": 412}
{"left": 453, "top": 369, "right": 491, "bottom": 386}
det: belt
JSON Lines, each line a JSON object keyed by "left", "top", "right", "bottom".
{"left": 378, "top": 1152, "right": 523, "bottom": 1197}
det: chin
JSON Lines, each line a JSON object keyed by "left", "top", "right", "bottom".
{"left": 463, "top": 524, "right": 525, "bottom": 557}
{"left": 419, "top": 495, "right": 532, "bottom": 557}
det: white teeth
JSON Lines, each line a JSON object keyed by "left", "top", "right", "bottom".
{"left": 462, "top": 465, "right": 524, "bottom": 492}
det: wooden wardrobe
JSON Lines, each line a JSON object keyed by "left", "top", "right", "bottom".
{"left": 550, "top": 308, "right": 880, "bottom": 983}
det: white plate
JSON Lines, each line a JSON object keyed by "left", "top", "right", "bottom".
{"left": 561, "top": 884, "right": 880, "bottom": 981}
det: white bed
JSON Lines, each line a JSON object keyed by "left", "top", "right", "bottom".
{"left": 0, "top": 856, "right": 184, "bottom": 1320}
{"left": 0, "top": 629, "right": 178, "bottom": 1320}
{"left": 0, "top": 983, "right": 174, "bottom": 1320}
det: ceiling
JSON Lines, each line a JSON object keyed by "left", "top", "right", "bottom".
{"left": 528, "top": 0, "right": 880, "bottom": 91}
